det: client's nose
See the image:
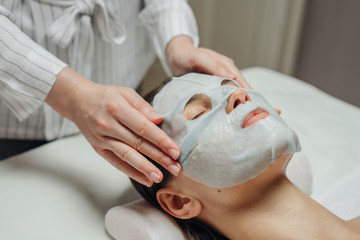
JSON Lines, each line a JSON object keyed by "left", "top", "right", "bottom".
{"left": 226, "top": 88, "right": 250, "bottom": 114}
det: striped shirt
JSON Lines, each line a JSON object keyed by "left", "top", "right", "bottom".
{"left": 0, "top": 0, "right": 198, "bottom": 140}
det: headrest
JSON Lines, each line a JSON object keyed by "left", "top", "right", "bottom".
{"left": 105, "top": 199, "right": 186, "bottom": 240}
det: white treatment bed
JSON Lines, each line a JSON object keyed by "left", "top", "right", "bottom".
{"left": 1, "top": 67, "right": 359, "bottom": 239}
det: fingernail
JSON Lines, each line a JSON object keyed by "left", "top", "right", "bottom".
{"left": 149, "top": 112, "right": 161, "bottom": 120}
{"left": 169, "top": 148, "right": 180, "bottom": 159}
{"left": 150, "top": 172, "right": 161, "bottom": 182}
{"left": 168, "top": 164, "right": 180, "bottom": 176}
{"left": 142, "top": 179, "right": 152, "bottom": 187}
{"left": 227, "top": 75, "right": 236, "bottom": 79}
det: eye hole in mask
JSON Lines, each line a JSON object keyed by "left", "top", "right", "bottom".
{"left": 184, "top": 93, "right": 212, "bottom": 120}
{"left": 183, "top": 79, "right": 241, "bottom": 120}
{"left": 220, "top": 79, "right": 240, "bottom": 87}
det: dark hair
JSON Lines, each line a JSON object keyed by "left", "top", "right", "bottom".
{"left": 130, "top": 78, "right": 229, "bottom": 240}
{"left": 142, "top": 77, "right": 171, "bottom": 105}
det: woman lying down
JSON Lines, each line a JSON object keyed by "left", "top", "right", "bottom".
{"left": 131, "top": 73, "right": 360, "bottom": 240}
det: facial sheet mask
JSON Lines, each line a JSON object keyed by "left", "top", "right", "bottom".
{"left": 153, "top": 73, "right": 301, "bottom": 188}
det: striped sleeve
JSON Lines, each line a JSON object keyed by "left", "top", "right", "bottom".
{"left": 0, "top": 6, "right": 67, "bottom": 121}
{"left": 139, "top": 0, "right": 199, "bottom": 76}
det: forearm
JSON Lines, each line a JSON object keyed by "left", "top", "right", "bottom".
{"left": 0, "top": 10, "right": 67, "bottom": 121}
{"left": 140, "top": 0, "right": 199, "bottom": 75}
{"left": 166, "top": 35, "right": 193, "bottom": 58}
{"left": 165, "top": 35, "right": 193, "bottom": 70}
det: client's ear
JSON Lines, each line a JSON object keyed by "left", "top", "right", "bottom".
{"left": 156, "top": 187, "right": 201, "bottom": 219}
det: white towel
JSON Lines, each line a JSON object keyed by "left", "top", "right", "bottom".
{"left": 314, "top": 167, "right": 360, "bottom": 220}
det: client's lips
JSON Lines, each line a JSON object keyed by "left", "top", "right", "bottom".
{"left": 242, "top": 108, "right": 270, "bottom": 128}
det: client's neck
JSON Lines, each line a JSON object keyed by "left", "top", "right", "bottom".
{"left": 202, "top": 161, "right": 360, "bottom": 239}
{"left": 227, "top": 177, "right": 358, "bottom": 240}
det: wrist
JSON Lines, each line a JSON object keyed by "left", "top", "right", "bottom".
{"left": 45, "top": 67, "right": 96, "bottom": 121}
{"left": 166, "top": 35, "right": 194, "bottom": 60}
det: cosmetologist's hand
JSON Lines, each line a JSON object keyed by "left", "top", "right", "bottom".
{"left": 45, "top": 67, "right": 181, "bottom": 187}
{"left": 166, "top": 35, "right": 252, "bottom": 89}
{"left": 166, "top": 36, "right": 283, "bottom": 114}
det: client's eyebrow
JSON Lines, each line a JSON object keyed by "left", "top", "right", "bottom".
{"left": 186, "top": 94, "right": 203, "bottom": 105}
{"left": 221, "top": 79, "right": 240, "bottom": 87}
{"left": 184, "top": 93, "right": 212, "bottom": 109}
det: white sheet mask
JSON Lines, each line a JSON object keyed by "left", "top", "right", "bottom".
{"left": 153, "top": 73, "right": 301, "bottom": 188}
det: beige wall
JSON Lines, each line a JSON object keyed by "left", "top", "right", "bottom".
{"left": 188, "top": 0, "right": 306, "bottom": 75}
{"left": 141, "top": 0, "right": 306, "bottom": 96}
{"left": 295, "top": 0, "right": 360, "bottom": 107}
{"left": 142, "top": 0, "right": 359, "bottom": 107}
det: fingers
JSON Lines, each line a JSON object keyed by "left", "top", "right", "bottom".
{"left": 122, "top": 89, "right": 163, "bottom": 124}
{"left": 204, "top": 49, "right": 252, "bottom": 89}
{"left": 97, "top": 148, "right": 154, "bottom": 187}
{"left": 165, "top": 38, "right": 252, "bottom": 89}
{"left": 97, "top": 89, "right": 181, "bottom": 184}
{"left": 235, "top": 75, "right": 252, "bottom": 89}
{"left": 191, "top": 50, "right": 229, "bottom": 76}
{"left": 120, "top": 90, "right": 181, "bottom": 159}
{"left": 100, "top": 117, "right": 181, "bottom": 177}
{"left": 100, "top": 138, "right": 181, "bottom": 187}
{"left": 72, "top": 83, "right": 181, "bottom": 187}
{"left": 132, "top": 138, "right": 181, "bottom": 176}
{"left": 191, "top": 48, "right": 252, "bottom": 89}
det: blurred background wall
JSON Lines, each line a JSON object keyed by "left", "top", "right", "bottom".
{"left": 142, "top": 0, "right": 360, "bottom": 107}
{"left": 295, "top": 0, "right": 360, "bottom": 107}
